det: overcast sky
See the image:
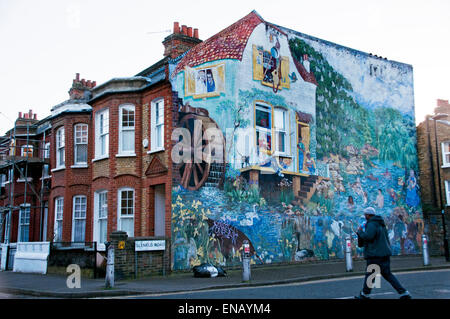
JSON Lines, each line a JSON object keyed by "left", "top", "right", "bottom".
{"left": 0, "top": 0, "right": 449, "bottom": 134}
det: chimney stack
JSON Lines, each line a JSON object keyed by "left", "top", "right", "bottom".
{"left": 162, "top": 21, "right": 202, "bottom": 59}
{"left": 69, "top": 73, "right": 97, "bottom": 100}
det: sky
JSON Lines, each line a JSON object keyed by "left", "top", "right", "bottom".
{"left": 0, "top": 0, "right": 449, "bottom": 134}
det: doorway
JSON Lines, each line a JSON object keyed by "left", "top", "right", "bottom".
{"left": 154, "top": 185, "right": 166, "bottom": 237}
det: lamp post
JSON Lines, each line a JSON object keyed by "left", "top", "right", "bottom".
{"left": 432, "top": 113, "right": 450, "bottom": 262}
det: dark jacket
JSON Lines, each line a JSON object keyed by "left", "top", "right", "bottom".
{"left": 357, "top": 215, "right": 392, "bottom": 259}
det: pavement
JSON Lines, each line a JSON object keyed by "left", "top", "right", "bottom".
{"left": 0, "top": 255, "right": 449, "bottom": 298}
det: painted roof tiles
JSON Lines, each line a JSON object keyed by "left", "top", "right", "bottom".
{"left": 173, "top": 11, "right": 263, "bottom": 74}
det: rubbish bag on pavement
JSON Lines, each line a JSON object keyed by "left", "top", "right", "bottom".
{"left": 193, "top": 263, "right": 227, "bottom": 278}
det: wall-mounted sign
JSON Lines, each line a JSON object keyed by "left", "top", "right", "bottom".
{"left": 135, "top": 240, "right": 165, "bottom": 252}
{"left": 118, "top": 241, "right": 125, "bottom": 250}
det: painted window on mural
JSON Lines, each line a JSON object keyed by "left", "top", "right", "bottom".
{"left": 95, "top": 109, "right": 109, "bottom": 158}
{"left": 252, "top": 45, "right": 290, "bottom": 91}
{"left": 185, "top": 63, "right": 225, "bottom": 99}
{"left": 151, "top": 98, "right": 164, "bottom": 151}
{"left": 119, "top": 104, "right": 135, "bottom": 154}
{"left": 56, "top": 127, "right": 65, "bottom": 168}
{"left": 74, "top": 124, "right": 88, "bottom": 165}
{"left": 255, "top": 103, "right": 272, "bottom": 153}
{"left": 72, "top": 195, "right": 86, "bottom": 242}
{"left": 442, "top": 142, "right": 450, "bottom": 166}
{"left": 18, "top": 205, "right": 30, "bottom": 242}
{"left": 54, "top": 197, "right": 63, "bottom": 242}
{"left": 274, "top": 108, "right": 288, "bottom": 154}
{"left": 118, "top": 188, "right": 134, "bottom": 237}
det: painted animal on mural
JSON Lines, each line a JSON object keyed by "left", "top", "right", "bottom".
{"left": 169, "top": 12, "right": 422, "bottom": 270}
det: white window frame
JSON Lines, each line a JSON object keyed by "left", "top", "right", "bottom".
{"left": 74, "top": 123, "right": 88, "bottom": 166}
{"left": 442, "top": 142, "right": 450, "bottom": 167}
{"left": 117, "top": 188, "right": 134, "bottom": 237}
{"left": 118, "top": 104, "right": 135, "bottom": 156}
{"left": 54, "top": 197, "right": 64, "bottom": 242}
{"left": 274, "top": 107, "right": 288, "bottom": 155}
{"left": 150, "top": 98, "right": 165, "bottom": 153}
{"left": 95, "top": 109, "right": 109, "bottom": 160}
{"left": 18, "top": 204, "right": 31, "bottom": 242}
{"left": 255, "top": 102, "right": 272, "bottom": 152}
{"left": 55, "top": 127, "right": 65, "bottom": 169}
{"left": 21, "top": 144, "right": 33, "bottom": 158}
{"left": 93, "top": 190, "right": 108, "bottom": 250}
{"left": 43, "top": 142, "right": 50, "bottom": 159}
{"left": 72, "top": 195, "right": 87, "bottom": 242}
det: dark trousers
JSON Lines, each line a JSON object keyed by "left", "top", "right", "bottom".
{"left": 362, "top": 256, "right": 406, "bottom": 295}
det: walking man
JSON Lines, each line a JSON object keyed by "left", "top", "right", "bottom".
{"left": 355, "top": 207, "right": 412, "bottom": 299}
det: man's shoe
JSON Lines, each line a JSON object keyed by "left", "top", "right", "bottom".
{"left": 354, "top": 292, "right": 371, "bottom": 299}
{"left": 399, "top": 291, "right": 412, "bottom": 299}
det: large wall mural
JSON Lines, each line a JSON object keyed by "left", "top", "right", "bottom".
{"left": 169, "top": 12, "right": 423, "bottom": 270}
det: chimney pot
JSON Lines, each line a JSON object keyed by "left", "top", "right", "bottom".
{"left": 187, "top": 27, "right": 193, "bottom": 37}
{"left": 93, "top": 81, "right": 96, "bottom": 87}
{"left": 76, "top": 73, "right": 80, "bottom": 81}
{"left": 194, "top": 28, "right": 199, "bottom": 38}
{"left": 19, "top": 112, "right": 22, "bottom": 118}
{"left": 24, "top": 114, "right": 29, "bottom": 119}
{"left": 174, "top": 22, "right": 180, "bottom": 34}
{"left": 34, "top": 114, "right": 37, "bottom": 120}
{"left": 182, "top": 25, "right": 187, "bottom": 35}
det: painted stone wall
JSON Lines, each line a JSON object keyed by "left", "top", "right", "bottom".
{"left": 169, "top": 14, "right": 422, "bottom": 270}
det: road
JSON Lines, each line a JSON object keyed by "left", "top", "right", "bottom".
{"left": 117, "top": 269, "right": 450, "bottom": 299}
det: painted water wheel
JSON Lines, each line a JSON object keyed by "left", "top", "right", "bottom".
{"left": 177, "top": 104, "right": 225, "bottom": 191}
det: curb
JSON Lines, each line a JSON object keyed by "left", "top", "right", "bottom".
{"left": 1, "top": 264, "right": 449, "bottom": 298}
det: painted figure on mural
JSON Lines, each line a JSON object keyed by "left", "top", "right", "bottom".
{"left": 394, "top": 214, "right": 407, "bottom": 255}
{"left": 347, "top": 195, "right": 355, "bottom": 212}
{"left": 405, "top": 169, "right": 420, "bottom": 208}
{"left": 351, "top": 177, "right": 364, "bottom": 200}
{"left": 375, "top": 189, "right": 384, "bottom": 209}
{"left": 305, "top": 152, "right": 316, "bottom": 175}
{"left": 297, "top": 137, "right": 305, "bottom": 172}
{"left": 206, "top": 69, "right": 215, "bottom": 93}
{"left": 196, "top": 69, "right": 207, "bottom": 94}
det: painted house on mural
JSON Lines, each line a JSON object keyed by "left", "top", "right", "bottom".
{"left": 169, "top": 11, "right": 421, "bottom": 270}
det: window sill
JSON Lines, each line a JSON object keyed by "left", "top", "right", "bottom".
{"left": 274, "top": 153, "right": 292, "bottom": 158}
{"left": 17, "top": 178, "right": 33, "bottom": 183}
{"left": 92, "top": 156, "right": 109, "bottom": 163}
{"left": 116, "top": 153, "right": 136, "bottom": 158}
{"left": 40, "top": 176, "right": 52, "bottom": 180}
{"left": 442, "top": 165, "right": 450, "bottom": 168}
{"left": 147, "top": 148, "right": 165, "bottom": 155}
{"left": 71, "top": 164, "right": 88, "bottom": 169}
{"left": 51, "top": 166, "right": 65, "bottom": 173}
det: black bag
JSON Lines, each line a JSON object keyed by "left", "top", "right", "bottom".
{"left": 193, "top": 263, "right": 227, "bottom": 278}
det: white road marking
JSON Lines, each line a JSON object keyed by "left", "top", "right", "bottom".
{"left": 99, "top": 268, "right": 450, "bottom": 299}
{"left": 335, "top": 292, "right": 395, "bottom": 299}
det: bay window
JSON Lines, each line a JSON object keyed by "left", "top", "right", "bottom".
{"left": 118, "top": 188, "right": 134, "bottom": 237}
{"left": 72, "top": 195, "right": 87, "bottom": 242}
{"left": 54, "top": 197, "right": 64, "bottom": 241}
{"left": 74, "top": 124, "right": 88, "bottom": 165}
{"left": 95, "top": 109, "right": 109, "bottom": 159}
{"left": 56, "top": 127, "right": 65, "bottom": 168}
{"left": 119, "top": 105, "right": 135, "bottom": 155}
